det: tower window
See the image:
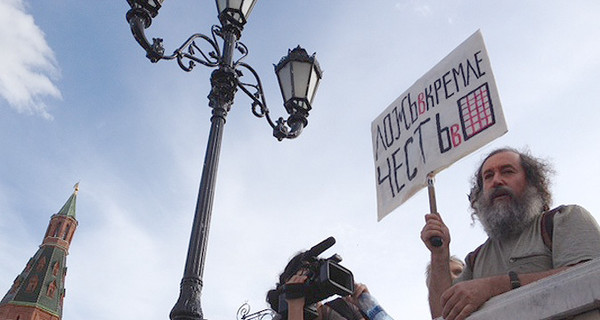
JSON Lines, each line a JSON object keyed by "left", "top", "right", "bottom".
{"left": 52, "top": 261, "right": 60, "bottom": 276}
{"left": 47, "top": 280, "right": 57, "bottom": 298}
{"left": 63, "top": 223, "right": 71, "bottom": 240}
{"left": 25, "top": 276, "right": 38, "bottom": 293}
{"left": 52, "top": 222, "right": 62, "bottom": 237}
{"left": 36, "top": 257, "right": 47, "bottom": 272}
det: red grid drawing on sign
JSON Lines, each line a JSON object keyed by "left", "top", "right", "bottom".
{"left": 458, "top": 83, "right": 494, "bottom": 140}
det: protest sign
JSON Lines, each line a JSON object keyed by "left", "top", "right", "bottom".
{"left": 372, "top": 30, "right": 507, "bottom": 221}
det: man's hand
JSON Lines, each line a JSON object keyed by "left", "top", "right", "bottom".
{"left": 421, "top": 213, "right": 451, "bottom": 252}
{"left": 440, "top": 278, "right": 494, "bottom": 320}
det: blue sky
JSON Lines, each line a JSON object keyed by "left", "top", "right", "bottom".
{"left": 1, "top": 1, "right": 600, "bottom": 319}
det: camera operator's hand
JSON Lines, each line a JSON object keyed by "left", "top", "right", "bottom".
{"left": 285, "top": 269, "right": 309, "bottom": 320}
{"left": 345, "top": 283, "right": 369, "bottom": 308}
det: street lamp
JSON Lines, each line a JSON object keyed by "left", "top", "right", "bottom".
{"left": 216, "top": 0, "right": 257, "bottom": 27}
{"left": 125, "top": 1, "right": 322, "bottom": 320}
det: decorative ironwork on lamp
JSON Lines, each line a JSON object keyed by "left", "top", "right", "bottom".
{"left": 127, "top": 0, "right": 164, "bottom": 18}
{"left": 125, "top": 1, "right": 322, "bottom": 140}
{"left": 237, "top": 303, "right": 276, "bottom": 320}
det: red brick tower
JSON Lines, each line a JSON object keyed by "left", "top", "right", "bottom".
{"left": 0, "top": 184, "right": 79, "bottom": 320}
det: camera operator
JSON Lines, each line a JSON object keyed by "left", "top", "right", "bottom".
{"left": 266, "top": 239, "right": 393, "bottom": 320}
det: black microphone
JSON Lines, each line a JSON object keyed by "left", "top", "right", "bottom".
{"left": 305, "top": 236, "right": 336, "bottom": 258}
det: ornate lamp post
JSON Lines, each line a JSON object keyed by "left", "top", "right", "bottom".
{"left": 125, "top": 1, "right": 322, "bottom": 320}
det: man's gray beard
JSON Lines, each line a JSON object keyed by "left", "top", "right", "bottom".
{"left": 474, "top": 185, "right": 544, "bottom": 240}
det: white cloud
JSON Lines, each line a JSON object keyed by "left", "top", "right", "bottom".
{"left": 395, "top": 1, "right": 432, "bottom": 17}
{"left": 0, "top": 0, "right": 61, "bottom": 119}
{"left": 413, "top": 4, "right": 432, "bottom": 17}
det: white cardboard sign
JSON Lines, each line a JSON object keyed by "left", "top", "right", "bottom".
{"left": 372, "top": 30, "right": 507, "bottom": 221}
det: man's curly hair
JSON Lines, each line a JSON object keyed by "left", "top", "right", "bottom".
{"left": 469, "top": 147, "right": 554, "bottom": 214}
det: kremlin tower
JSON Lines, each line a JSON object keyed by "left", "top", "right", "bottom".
{"left": 0, "top": 184, "right": 79, "bottom": 320}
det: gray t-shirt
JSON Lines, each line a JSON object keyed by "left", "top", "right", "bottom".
{"left": 456, "top": 205, "right": 600, "bottom": 282}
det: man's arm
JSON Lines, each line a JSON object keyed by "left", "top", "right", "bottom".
{"left": 440, "top": 266, "right": 572, "bottom": 320}
{"left": 421, "top": 213, "right": 453, "bottom": 318}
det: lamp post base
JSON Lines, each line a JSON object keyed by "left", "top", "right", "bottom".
{"left": 170, "top": 277, "right": 204, "bottom": 320}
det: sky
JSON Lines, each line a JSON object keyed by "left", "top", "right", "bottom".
{"left": 1, "top": 0, "right": 600, "bottom": 319}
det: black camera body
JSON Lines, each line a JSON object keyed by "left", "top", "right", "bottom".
{"left": 277, "top": 237, "right": 354, "bottom": 320}
{"left": 303, "top": 257, "right": 354, "bottom": 304}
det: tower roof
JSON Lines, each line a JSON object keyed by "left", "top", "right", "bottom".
{"left": 57, "top": 183, "right": 78, "bottom": 219}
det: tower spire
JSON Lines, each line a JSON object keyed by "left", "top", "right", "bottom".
{"left": 57, "top": 182, "right": 79, "bottom": 218}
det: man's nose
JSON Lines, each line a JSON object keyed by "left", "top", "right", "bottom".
{"left": 491, "top": 173, "right": 504, "bottom": 187}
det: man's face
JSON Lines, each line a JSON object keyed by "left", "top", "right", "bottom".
{"left": 481, "top": 151, "right": 527, "bottom": 203}
{"left": 475, "top": 151, "right": 544, "bottom": 239}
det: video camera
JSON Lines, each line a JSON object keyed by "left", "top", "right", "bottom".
{"left": 276, "top": 237, "right": 354, "bottom": 320}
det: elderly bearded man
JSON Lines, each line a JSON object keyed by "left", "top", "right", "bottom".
{"left": 421, "top": 148, "right": 600, "bottom": 320}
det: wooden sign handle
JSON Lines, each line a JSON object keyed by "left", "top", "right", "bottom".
{"left": 427, "top": 173, "right": 443, "bottom": 247}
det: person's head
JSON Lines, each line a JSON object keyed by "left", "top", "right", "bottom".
{"left": 267, "top": 251, "right": 307, "bottom": 313}
{"left": 469, "top": 148, "right": 554, "bottom": 239}
{"left": 425, "top": 255, "right": 465, "bottom": 284}
{"left": 449, "top": 256, "right": 464, "bottom": 280}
